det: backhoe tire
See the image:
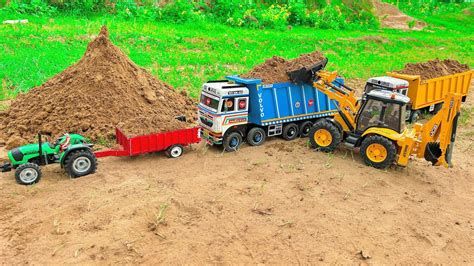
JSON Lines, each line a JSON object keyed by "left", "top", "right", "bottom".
{"left": 309, "top": 120, "right": 342, "bottom": 152}
{"left": 223, "top": 132, "right": 243, "bottom": 152}
{"left": 282, "top": 123, "right": 299, "bottom": 141}
{"left": 360, "top": 135, "right": 397, "bottom": 169}
{"left": 15, "top": 163, "right": 42, "bottom": 185}
{"left": 64, "top": 150, "right": 97, "bottom": 178}
{"left": 247, "top": 127, "right": 266, "bottom": 146}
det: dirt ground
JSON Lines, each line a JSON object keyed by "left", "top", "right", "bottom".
{"left": 1, "top": 88, "right": 473, "bottom": 264}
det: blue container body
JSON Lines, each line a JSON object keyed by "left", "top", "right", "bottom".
{"left": 226, "top": 76, "right": 343, "bottom": 126}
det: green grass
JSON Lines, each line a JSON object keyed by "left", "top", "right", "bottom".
{"left": 0, "top": 11, "right": 473, "bottom": 100}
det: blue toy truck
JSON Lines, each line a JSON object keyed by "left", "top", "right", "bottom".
{"left": 198, "top": 75, "right": 343, "bottom": 151}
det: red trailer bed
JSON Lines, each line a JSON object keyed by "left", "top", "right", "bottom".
{"left": 94, "top": 127, "right": 201, "bottom": 158}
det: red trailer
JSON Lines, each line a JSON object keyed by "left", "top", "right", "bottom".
{"left": 94, "top": 127, "right": 201, "bottom": 158}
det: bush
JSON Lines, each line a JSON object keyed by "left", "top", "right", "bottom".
{"left": 6, "top": 0, "right": 57, "bottom": 15}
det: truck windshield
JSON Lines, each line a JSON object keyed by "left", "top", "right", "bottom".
{"left": 200, "top": 94, "right": 219, "bottom": 111}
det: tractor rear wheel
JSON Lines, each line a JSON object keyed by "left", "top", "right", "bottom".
{"left": 64, "top": 150, "right": 97, "bottom": 178}
{"left": 309, "top": 120, "right": 342, "bottom": 152}
{"left": 360, "top": 135, "right": 397, "bottom": 169}
{"left": 15, "top": 163, "right": 42, "bottom": 185}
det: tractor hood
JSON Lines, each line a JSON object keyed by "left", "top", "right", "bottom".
{"left": 7, "top": 143, "right": 55, "bottom": 164}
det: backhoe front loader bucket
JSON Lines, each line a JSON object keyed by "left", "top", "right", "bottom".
{"left": 288, "top": 58, "right": 328, "bottom": 84}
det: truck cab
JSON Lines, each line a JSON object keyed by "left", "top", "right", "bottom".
{"left": 198, "top": 80, "right": 250, "bottom": 145}
{"left": 364, "top": 76, "right": 409, "bottom": 96}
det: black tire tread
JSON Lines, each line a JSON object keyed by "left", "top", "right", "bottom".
{"left": 282, "top": 123, "right": 299, "bottom": 141}
{"left": 15, "top": 163, "right": 42, "bottom": 185}
{"left": 309, "top": 120, "right": 342, "bottom": 152}
{"left": 64, "top": 149, "right": 97, "bottom": 178}
{"left": 360, "top": 135, "right": 397, "bottom": 169}
{"left": 223, "top": 132, "right": 243, "bottom": 152}
{"left": 246, "top": 127, "right": 266, "bottom": 146}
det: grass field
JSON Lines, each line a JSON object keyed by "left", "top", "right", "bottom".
{"left": 0, "top": 10, "right": 473, "bottom": 100}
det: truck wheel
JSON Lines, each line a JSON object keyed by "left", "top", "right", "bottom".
{"left": 433, "top": 103, "right": 443, "bottom": 114}
{"left": 166, "top": 145, "right": 184, "bottom": 158}
{"left": 360, "top": 135, "right": 397, "bottom": 169}
{"left": 223, "top": 132, "right": 242, "bottom": 152}
{"left": 409, "top": 110, "right": 421, "bottom": 123}
{"left": 247, "top": 127, "right": 266, "bottom": 146}
{"left": 299, "top": 121, "right": 313, "bottom": 137}
{"left": 64, "top": 150, "right": 97, "bottom": 178}
{"left": 309, "top": 120, "right": 342, "bottom": 152}
{"left": 15, "top": 163, "right": 42, "bottom": 185}
{"left": 282, "top": 123, "right": 299, "bottom": 141}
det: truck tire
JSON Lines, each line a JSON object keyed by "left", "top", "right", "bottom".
{"left": 166, "top": 144, "right": 184, "bottom": 158}
{"left": 223, "top": 132, "right": 243, "bottom": 152}
{"left": 299, "top": 121, "right": 313, "bottom": 137}
{"left": 433, "top": 103, "right": 443, "bottom": 114}
{"left": 309, "top": 120, "right": 342, "bottom": 152}
{"left": 360, "top": 135, "right": 397, "bottom": 169}
{"left": 15, "top": 163, "right": 42, "bottom": 185}
{"left": 247, "top": 127, "right": 266, "bottom": 146}
{"left": 282, "top": 123, "right": 299, "bottom": 141}
{"left": 409, "top": 110, "right": 421, "bottom": 123}
{"left": 64, "top": 150, "right": 97, "bottom": 178}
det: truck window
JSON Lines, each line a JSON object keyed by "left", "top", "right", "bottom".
{"left": 357, "top": 99, "right": 383, "bottom": 132}
{"left": 200, "top": 94, "right": 219, "bottom": 110}
{"left": 221, "top": 98, "right": 236, "bottom": 112}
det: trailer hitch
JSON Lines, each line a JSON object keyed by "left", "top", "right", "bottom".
{"left": 1, "top": 163, "right": 12, "bottom": 172}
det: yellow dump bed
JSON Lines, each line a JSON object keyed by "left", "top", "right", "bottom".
{"left": 387, "top": 70, "right": 473, "bottom": 110}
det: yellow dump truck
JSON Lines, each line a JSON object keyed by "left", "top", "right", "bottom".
{"left": 387, "top": 70, "right": 473, "bottom": 121}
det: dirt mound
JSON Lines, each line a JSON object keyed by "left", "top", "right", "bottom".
{"left": 395, "top": 59, "right": 471, "bottom": 80}
{"left": 0, "top": 26, "right": 196, "bottom": 148}
{"left": 372, "top": 0, "right": 426, "bottom": 30}
{"left": 241, "top": 51, "right": 326, "bottom": 84}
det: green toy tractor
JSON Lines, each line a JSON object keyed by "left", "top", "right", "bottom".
{"left": 0, "top": 132, "right": 97, "bottom": 185}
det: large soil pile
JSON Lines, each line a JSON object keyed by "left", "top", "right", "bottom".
{"left": 241, "top": 51, "right": 326, "bottom": 84}
{"left": 372, "top": 0, "right": 426, "bottom": 30}
{"left": 395, "top": 59, "right": 470, "bottom": 80}
{"left": 0, "top": 26, "right": 196, "bottom": 148}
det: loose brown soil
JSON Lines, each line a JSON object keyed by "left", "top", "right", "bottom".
{"left": 395, "top": 59, "right": 471, "bottom": 80}
{"left": 372, "top": 0, "right": 427, "bottom": 31}
{"left": 0, "top": 26, "right": 196, "bottom": 149}
{"left": 241, "top": 51, "right": 326, "bottom": 84}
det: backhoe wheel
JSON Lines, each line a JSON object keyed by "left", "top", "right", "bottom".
{"left": 64, "top": 150, "right": 97, "bottom": 178}
{"left": 282, "top": 123, "right": 299, "bottom": 141}
{"left": 360, "top": 135, "right": 397, "bottom": 169}
{"left": 247, "top": 127, "right": 266, "bottom": 146}
{"left": 309, "top": 120, "right": 342, "bottom": 152}
{"left": 299, "top": 121, "right": 313, "bottom": 138}
{"left": 223, "top": 132, "right": 243, "bottom": 152}
{"left": 166, "top": 145, "right": 184, "bottom": 158}
{"left": 15, "top": 163, "right": 42, "bottom": 185}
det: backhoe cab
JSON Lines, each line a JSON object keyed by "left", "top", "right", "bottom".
{"left": 307, "top": 66, "right": 462, "bottom": 169}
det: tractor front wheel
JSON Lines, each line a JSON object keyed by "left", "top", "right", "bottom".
{"left": 360, "top": 135, "right": 397, "bottom": 169}
{"left": 15, "top": 163, "right": 42, "bottom": 185}
{"left": 64, "top": 150, "right": 97, "bottom": 178}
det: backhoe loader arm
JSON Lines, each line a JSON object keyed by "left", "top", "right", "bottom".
{"left": 313, "top": 70, "right": 359, "bottom": 131}
{"left": 414, "top": 93, "right": 463, "bottom": 167}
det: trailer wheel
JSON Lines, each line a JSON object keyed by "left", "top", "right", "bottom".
{"left": 223, "top": 132, "right": 242, "bottom": 152}
{"left": 15, "top": 163, "right": 42, "bottom": 185}
{"left": 247, "top": 127, "right": 266, "bottom": 146}
{"left": 282, "top": 123, "right": 299, "bottom": 141}
{"left": 299, "top": 121, "right": 313, "bottom": 138}
{"left": 166, "top": 145, "right": 184, "bottom": 158}
{"left": 360, "top": 135, "right": 397, "bottom": 169}
{"left": 64, "top": 150, "right": 97, "bottom": 178}
{"left": 309, "top": 120, "right": 341, "bottom": 152}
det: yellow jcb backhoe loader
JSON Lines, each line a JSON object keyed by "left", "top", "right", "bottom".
{"left": 305, "top": 70, "right": 463, "bottom": 169}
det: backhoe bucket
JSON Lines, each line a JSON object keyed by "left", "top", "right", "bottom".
{"left": 424, "top": 142, "right": 442, "bottom": 166}
{"left": 288, "top": 58, "right": 328, "bottom": 84}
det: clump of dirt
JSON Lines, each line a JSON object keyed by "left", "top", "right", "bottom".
{"left": 241, "top": 51, "right": 326, "bottom": 84}
{"left": 372, "top": 0, "right": 426, "bottom": 31}
{"left": 395, "top": 59, "right": 471, "bottom": 80}
{"left": 0, "top": 26, "right": 196, "bottom": 149}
